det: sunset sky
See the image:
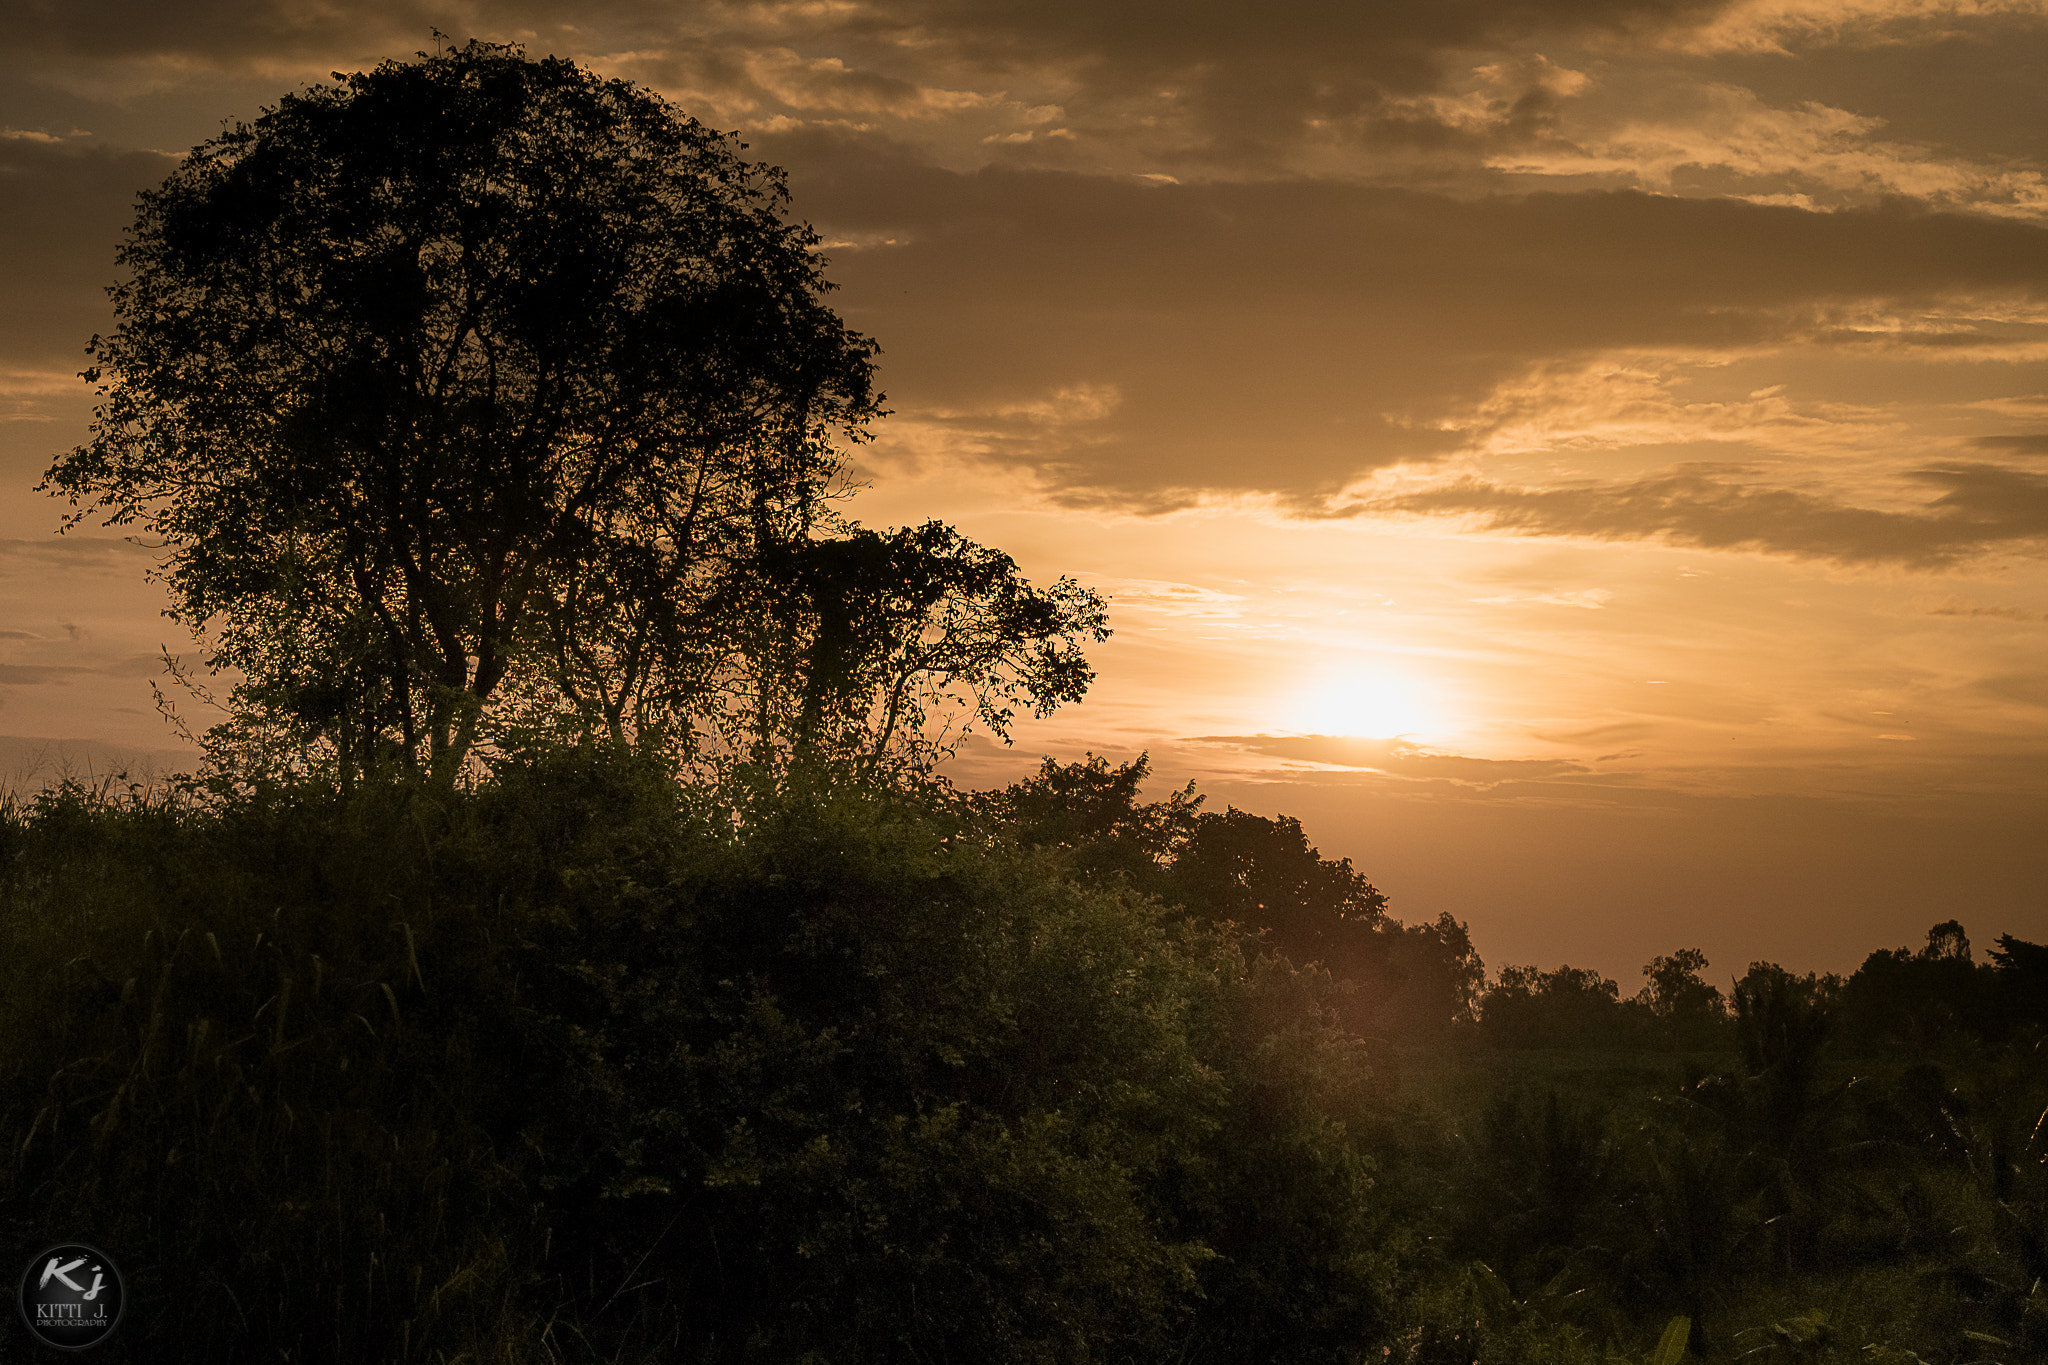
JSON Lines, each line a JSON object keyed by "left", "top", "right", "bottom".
{"left": 3, "top": 0, "right": 2046, "bottom": 985}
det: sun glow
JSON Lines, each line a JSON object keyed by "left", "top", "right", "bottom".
{"left": 1283, "top": 671, "right": 1440, "bottom": 740}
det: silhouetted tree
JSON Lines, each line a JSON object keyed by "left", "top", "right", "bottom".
{"left": 1164, "top": 808, "right": 1484, "bottom": 1040}
{"left": 1839, "top": 920, "right": 1984, "bottom": 1052}
{"left": 46, "top": 41, "right": 886, "bottom": 783}
{"left": 1168, "top": 807, "right": 1391, "bottom": 967}
{"left": 1632, "top": 948, "right": 1731, "bottom": 1050}
{"left": 709, "top": 521, "right": 1108, "bottom": 782}
{"left": 979, "top": 762, "right": 1482, "bottom": 1042}
{"left": 1719, "top": 963, "right": 1857, "bottom": 1273}
{"left": 1620, "top": 1126, "right": 1752, "bottom": 1338}
{"left": 1480, "top": 964, "right": 1628, "bottom": 1050}
{"left": 976, "top": 751, "right": 1202, "bottom": 889}
{"left": 1371, "top": 912, "right": 1487, "bottom": 1040}
{"left": 1988, "top": 934, "right": 2048, "bottom": 1036}
{"left": 1457, "top": 1090, "right": 1617, "bottom": 1292}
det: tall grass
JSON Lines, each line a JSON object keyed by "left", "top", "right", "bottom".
{"left": 0, "top": 776, "right": 554, "bottom": 1361}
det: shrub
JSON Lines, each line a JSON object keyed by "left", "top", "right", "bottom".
{"left": 0, "top": 757, "right": 1395, "bottom": 1363}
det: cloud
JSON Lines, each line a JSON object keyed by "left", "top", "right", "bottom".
{"left": 1442, "top": 359, "right": 1891, "bottom": 459}
{"left": 1198, "top": 733, "right": 1592, "bottom": 785}
{"left": 0, "top": 138, "right": 179, "bottom": 370}
{"left": 777, "top": 139, "right": 2048, "bottom": 503}
{"left": 1494, "top": 79, "right": 2048, "bottom": 218}
{"left": 0, "top": 0, "right": 1719, "bottom": 71}
{"left": 0, "top": 636, "right": 163, "bottom": 682}
{"left": 0, "top": 366, "right": 92, "bottom": 421}
{"left": 3, "top": 0, "right": 2041, "bottom": 189}
{"left": 1470, "top": 588, "right": 1615, "bottom": 607}
{"left": 1095, "top": 578, "right": 1250, "bottom": 615}
{"left": 13, "top": 5, "right": 2048, "bottom": 524}
{"left": 1918, "top": 460, "right": 2048, "bottom": 524}
{"left": 0, "top": 0, "right": 460, "bottom": 66}
{"left": 1924, "top": 596, "right": 2048, "bottom": 621}
{"left": 1678, "top": 0, "right": 2048, "bottom": 55}
{"left": 0, "top": 537, "right": 157, "bottom": 575}
{"left": 0, "top": 664, "right": 90, "bottom": 684}
{"left": 1976, "top": 672, "right": 2048, "bottom": 709}
{"left": 1971, "top": 434, "right": 2048, "bottom": 455}
{"left": 1355, "top": 462, "right": 2048, "bottom": 566}
{"left": 696, "top": 0, "right": 1741, "bottom": 167}
{"left": 0, "top": 0, "right": 1743, "bottom": 168}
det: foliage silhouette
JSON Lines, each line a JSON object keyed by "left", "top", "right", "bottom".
{"left": 42, "top": 42, "right": 1100, "bottom": 787}
{"left": 1633, "top": 950, "right": 1730, "bottom": 1051}
{"left": 1455, "top": 1090, "right": 1618, "bottom": 1293}
{"left": 1480, "top": 963, "right": 1628, "bottom": 1050}
{"left": 979, "top": 754, "right": 1485, "bottom": 1044}
{"left": 1619, "top": 1125, "right": 1752, "bottom": 1337}
{"left": 1722, "top": 965, "right": 1862, "bottom": 1275}
{"left": 708, "top": 520, "right": 1108, "bottom": 784}
{"left": 1839, "top": 921, "right": 1984, "bottom": 1052}
{"left": 980, "top": 752, "right": 1203, "bottom": 890}
{"left": 0, "top": 761, "right": 1409, "bottom": 1363}
{"left": 47, "top": 39, "right": 877, "bottom": 780}
{"left": 10, "top": 779, "right": 2048, "bottom": 1361}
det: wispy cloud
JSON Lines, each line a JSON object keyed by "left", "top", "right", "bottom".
{"left": 1924, "top": 595, "right": 2048, "bottom": 621}
{"left": 1495, "top": 79, "right": 2048, "bottom": 217}
{"left": 784, "top": 144, "right": 2048, "bottom": 507}
{"left": 1676, "top": 0, "right": 2048, "bottom": 55}
{"left": 1970, "top": 434, "right": 2048, "bottom": 455}
{"left": 1353, "top": 462, "right": 2048, "bottom": 567}
{"left": 1198, "top": 733, "right": 1592, "bottom": 785}
{"left": 1470, "top": 588, "right": 1615, "bottom": 608}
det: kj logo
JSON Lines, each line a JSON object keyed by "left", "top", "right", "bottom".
{"left": 17, "top": 1244, "right": 123, "bottom": 1350}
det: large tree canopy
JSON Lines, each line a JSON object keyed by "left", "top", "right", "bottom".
{"left": 47, "top": 42, "right": 1089, "bottom": 783}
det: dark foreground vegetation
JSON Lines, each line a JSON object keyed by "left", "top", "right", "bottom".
{"left": 3, "top": 756, "right": 2044, "bottom": 1364}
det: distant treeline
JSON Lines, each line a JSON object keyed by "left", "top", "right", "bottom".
{"left": 983, "top": 753, "right": 1484, "bottom": 1049}
{"left": 988, "top": 753, "right": 2048, "bottom": 1059}
{"left": 1476, "top": 923, "right": 2048, "bottom": 1056}
{"left": 910, "top": 755, "right": 2048, "bottom": 1364}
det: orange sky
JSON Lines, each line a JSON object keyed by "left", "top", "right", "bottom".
{"left": 2, "top": 0, "right": 2045, "bottom": 984}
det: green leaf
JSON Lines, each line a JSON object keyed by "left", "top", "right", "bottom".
{"left": 1648, "top": 1315, "right": 1691, "bottom": 1365}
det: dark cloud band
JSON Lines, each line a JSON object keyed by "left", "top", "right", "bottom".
{"left": 1356, "top": 463, "right": 2048, "bottom": 567}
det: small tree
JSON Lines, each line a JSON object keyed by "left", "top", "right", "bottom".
{"left": 710, "top": 521, "right": 1108, "bottom": 782}
{"left": 1633, "top": 948, "right": 1729, "bottom": 1049}
{"left": 46, "top": 41, "right": 883, "bottom": 783}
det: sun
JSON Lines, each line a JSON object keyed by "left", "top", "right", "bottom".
{"left": 1284, "top": 671, "right": 1438, "bottom": 739}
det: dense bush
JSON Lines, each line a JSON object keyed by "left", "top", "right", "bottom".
{"left": 0, "top": 776, "right": 555, "bottom": 1361}
{"left": 0, "top": 758, "right": 1391, "bottom": 1363}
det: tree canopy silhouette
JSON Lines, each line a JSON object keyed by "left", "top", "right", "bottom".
{"left": 979, "top": 754, "right": 1485, "bottom": 1041}
{"left": 714, "top": 521, "right": 1108, "bottom": 782}
{"left": 45, "top": 42, "right": 932, "bottom": 782}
